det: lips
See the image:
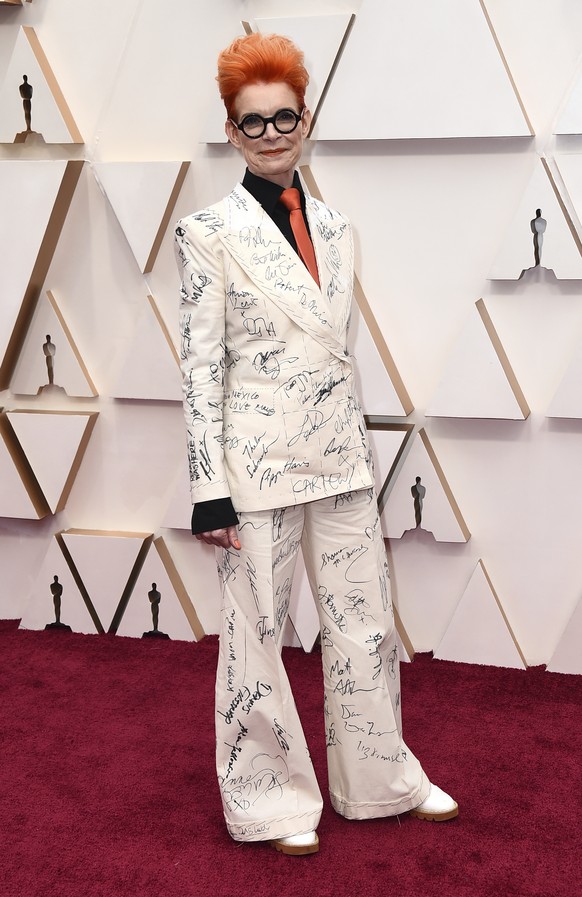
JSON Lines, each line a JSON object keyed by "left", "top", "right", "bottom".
{"left": 262, "top": 149, "right": 286, "bottom": 156}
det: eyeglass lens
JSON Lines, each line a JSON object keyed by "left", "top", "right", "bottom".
{"left": 239, "top": 108, "right": 301, "bottom": 138}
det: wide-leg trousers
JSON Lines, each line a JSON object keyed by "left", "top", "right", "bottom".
{"left": 215, "top": 487, "right": 430, "bottom": 842}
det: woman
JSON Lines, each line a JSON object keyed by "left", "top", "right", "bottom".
{"left": 175, "top": 32, "right": 458, "bottom": 856}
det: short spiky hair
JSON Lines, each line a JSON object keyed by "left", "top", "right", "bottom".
{"left": 217, "top": 33, "right": 309, "bottom": 119}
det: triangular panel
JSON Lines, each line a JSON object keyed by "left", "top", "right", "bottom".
{"left": 11, "top": 290, "right": 98, "bottom": 397}
{"left": 366, "top": 421, "right": 414, "bottom": 506}
{"left": 6, "top": 410, "right": 98, "bottom": 513}
{"left": 0, "top": 26, "right": 82, "bottom": 143}
{"left": 426, "top": 299, "right": 530, "bottom": 420}
{"left": 20, "top": 538, "right": 99, "bottom": 635}
{"left": 111, "top": 294, "right": 181, "bottom": 401}
{"left": 314, "top": 0, "right": 531, "bottom": 140}
{"left": 434, "top": 560, "right": 527, "bottom": 668}
{"left": 59, "top": 530, "right": 152, "bottom": 635}
{"left": 115, "top": 537, "right": 204, "bottom": 641}
{"left": 0, "top": 159, "right": 83, "bottom": 388}
{"left": 92, "top": 161, "right": 189, "bottom": 272}
{"left": 300, "top": 164, "right": 413, "bottom": 415}
{"left": 0, "top": 414, "right": 47, "bottom": 518}
{"left": 254, "top": 14, "right": 354, "bottom": 132}
{"left": 380, "top": 428, "right": 470, "bottom": 542}
{"left": 547, "top": 597, "right": 582, "bottom": 674}
{"left": 488, "top": 158, "right": 582, "bottom": 280}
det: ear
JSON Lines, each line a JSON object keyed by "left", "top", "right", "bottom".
{"left": 225, "top": 118, "right": 242, "bottom": 149}
{"left": 301, "top": 107, "right": 312, "bottom": 137}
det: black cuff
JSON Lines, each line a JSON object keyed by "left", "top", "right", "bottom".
{"left": 191, "top": 497, "right": 239, "bottom": 535}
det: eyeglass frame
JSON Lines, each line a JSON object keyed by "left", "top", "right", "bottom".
{"left": 230, "top": 107, "right": 305, "bottom": 140}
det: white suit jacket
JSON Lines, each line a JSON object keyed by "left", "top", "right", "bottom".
{"left": 175, "top": 180, "right": 373, "bottom": 512}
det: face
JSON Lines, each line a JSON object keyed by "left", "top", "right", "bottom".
{"left": 225, "top": 82, "right": 311, "bottom": 188}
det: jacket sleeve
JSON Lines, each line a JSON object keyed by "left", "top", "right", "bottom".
{"left": 174, "top": 214, "right": 231, "bottom": 505}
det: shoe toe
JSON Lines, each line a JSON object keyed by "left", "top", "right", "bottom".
{"left": 409, "top": 784, "right": 459, "bottom": 821}
{"left": 271, "top": 831, "right": 319, "bottom": 855}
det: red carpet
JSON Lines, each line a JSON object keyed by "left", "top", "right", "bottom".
{"left": 0, "top": 619, "right": 580, "bottom": 897}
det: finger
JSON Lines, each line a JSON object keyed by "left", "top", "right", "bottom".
{"left": 226, "top": 526, "right": 241, "bottom": 550}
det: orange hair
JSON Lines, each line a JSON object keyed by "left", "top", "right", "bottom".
{"left": 217, "top": 33, "right": 309, "bottom": 119}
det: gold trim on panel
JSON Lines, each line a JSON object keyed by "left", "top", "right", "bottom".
{"left": 154, "top": 536, "right": 205, "bottom": 641}
{"left": 45, "top": 290, "right": 99, "bottom": 396}
{"left": 541, "top": 156, "right": 582, "bottom": 257}
{"left": 7, "top": 409, "right": 99, "bottom": 513}
{"left": 308, "top": 14, "right": 356, "bottom": 136}
{"left": 0, "top": 411, "right": 50, "bottom": 518}
{"left": 0, "top": 160, "right": 84, "bottom": 390}
{"left": 108, "top": 535, "right": 155, "bottom": 634}
{"left": 479, "top": 559, "right": 528, "bottom": 667}
{"left": 476, "top": 298, "right": 530, "bottom": 419}
{"left": 143, "top": 160, "right": 190, "bottom": 273}
{"left": 419, "top": 428, "right": 471, "bottom": 541}
{"left": 300, "top": 164, "right": 414, "bottom": 415}
{"left": 365, "top": 417, "right": 415, "bottom": 509}
{"left": 478, "top": 0, "right": 534, "bottom": 136}
{"left": 55, "top": 532, "right": 105, "bottom": 633}
{"left": 147, "top": 294, "right": 180, "bottom": 366}
{"left": 22, "top": 26, "right": 83, "bottom": 143}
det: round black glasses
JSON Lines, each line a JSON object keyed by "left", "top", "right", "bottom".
{"left": 232, "top": 108, "right": 304, "bottom": 139}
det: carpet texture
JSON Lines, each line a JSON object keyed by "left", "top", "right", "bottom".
{"left": 0, "top": 620, "right": 580, "bottom": 897}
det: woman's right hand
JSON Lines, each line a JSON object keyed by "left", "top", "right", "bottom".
{"left": 195, "top": 525, "right": 241, "bottom": 550}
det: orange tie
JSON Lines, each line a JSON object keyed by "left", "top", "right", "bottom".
{"left": 279, "top": 187, "right": 320, "bottom": 286}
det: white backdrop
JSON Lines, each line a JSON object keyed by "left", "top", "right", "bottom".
{"left": 1, "top": 0, "right": 582, "bottom": 670}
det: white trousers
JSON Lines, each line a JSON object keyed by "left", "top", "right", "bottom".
{"left": 215, "top": 487, "right": 429, "bottom": 842}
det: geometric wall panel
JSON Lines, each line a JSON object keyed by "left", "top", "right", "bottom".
{"left": 111, "top": 294, "right": 181, "bottom": 401}
{"left": 426, "top": 299, "right": 530, "bottom": 420}
{"left": 59, "top": 530, "right": 153, "bottom": 635}
{"left": 488, "top": 158, "right": 582, "bottom": 280}
{"left": 254, "top": 14, "right": 355, "bottom": 133}
{"left": 314, "top": 0, "right": 532, "bottom": 140}
{"left": 366, "top": 421, "right": 414, "bottom": 507}
{"left": 0, "top": 159, "right": 83, "bottom": 388}
{"left": 0, "top": 26, "right": 83, "bottom": 143}
{"left": 115, "top": 536, "right": 204, "bottom": 641}
{"left": 546, "top": 338, "right": 582, "bottom": 419}
{"left": 0, "top": 412, "right": 48, "bottom": 518}
{"left": 10, "top": 290, "right": 98, "bottom": 397}
{"left": 19, "top": 538, "right": 100, "bottom": 635}
{"left": 434, "top": 560, "right": 527, "bottom": 669}
{"left": 92, "top": 161, "right": 189, "bottom": 273}
{"left": 380, "top": 428, "right": 470, "bottom": 542}
{"left": 6, "top": 410, "right": 98, "bottom": 514}
{"left": 546, "top": 596, "right": 582, "bottom": 674}
{"left": 300, "top": 164, "right": 413, "bottom": 416}
{"left": 554, "top": 68, "right": 582, "bottom": 135}
{"left": 350, "top": 278, "right": 413, "bottom": 415}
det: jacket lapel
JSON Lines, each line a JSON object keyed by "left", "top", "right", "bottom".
{"left": 218, "top": 184, "right": 350, "bottom": 363}
{"left": 305, "top": 192, "right": 353, "bottom": 340}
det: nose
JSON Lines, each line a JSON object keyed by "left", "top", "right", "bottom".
{"left": 263, "top": 121, "right": 280, "bottom": 140}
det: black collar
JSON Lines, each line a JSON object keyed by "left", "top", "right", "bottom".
{"left": 242, "top": 169, "right": 306, "bottom": 216}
